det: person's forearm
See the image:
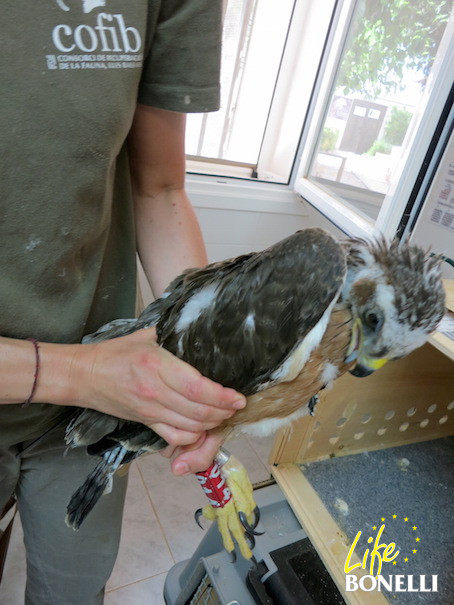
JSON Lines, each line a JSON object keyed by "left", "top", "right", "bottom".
{"left": 134, "top": 186, "right": 208, "bottom": 297}
{"left": 0, "top": 332, "right": 245, "bottom": 448}
{"left": 128, "top": 106, "right": 207, "bottom": 297}
{"left": 0, "top": 336, "right": 78, "bottom": 406}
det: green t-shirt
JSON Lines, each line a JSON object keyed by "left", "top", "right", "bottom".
{"left": 0, "top": 0, "right": 222, "bottom": 446}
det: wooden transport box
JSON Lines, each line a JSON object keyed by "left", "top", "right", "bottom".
{"left": 270, "top": 280, "right": 454, "bottom": 605}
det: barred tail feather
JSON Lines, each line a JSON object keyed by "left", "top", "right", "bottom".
{"left": 65, "top": 445, "right": 127, "bottom": 530}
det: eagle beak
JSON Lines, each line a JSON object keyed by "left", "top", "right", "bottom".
{"left": 350, "top": 356, "right": 388, "bottom": 377}
{"left": 346, "top": 318, "right": 389, "bottom": 376}
{"left": 345, "top": 318, "right": 362, "bottom": 364}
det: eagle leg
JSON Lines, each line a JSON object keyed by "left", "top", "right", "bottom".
{"left": 195, "top": 449, "right": 262, "bottom": 560}
{"left": 195, "top": 505, "right": 263, "bottom": 538}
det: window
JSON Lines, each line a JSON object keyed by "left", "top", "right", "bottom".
{"left": 186, "top": 0, "right": 453, "bottom": 239}
{"left": 186, "top": 0, "right": 294, "bottom": 171}
{"left": 186, "top": 0, "right": 336, "bottom": 181}
{"left": 296, "top": 0, "right": 453, "bottom": 237}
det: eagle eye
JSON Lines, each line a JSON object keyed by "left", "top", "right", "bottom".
{"left": 364, "top": 311, "right": 383, "bottom": 332}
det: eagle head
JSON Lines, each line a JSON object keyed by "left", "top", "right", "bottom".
{"left": 341, "top": 238, "right": 445, "bottom": 377}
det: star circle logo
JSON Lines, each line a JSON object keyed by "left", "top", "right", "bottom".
{"left": 56, "top": 0, "right": 107, "bottom": 13}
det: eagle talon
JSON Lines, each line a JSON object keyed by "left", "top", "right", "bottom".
{"left": 194, "top": 508, "right": 204, "bottom": 530}
{"left": 245, "top": 532, "right": 256, "bottom": 550}
{"left": 239, "top": 509, "right": 264, "bottom": 536}
{"left": 308, "top": 394, "right": 319, "bottom": 416}
{"left": 252, "top": 506, "right": 261, "bottom": 528}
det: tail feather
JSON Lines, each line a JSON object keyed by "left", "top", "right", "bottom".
{"left": 66, "top": 445, "right": 127, "bottom": 530}
{"left": 65, "top": 409, "right": 119, "bottom": 448}
{"left": 82, "top": 318, "right": 137, "bottom": 343}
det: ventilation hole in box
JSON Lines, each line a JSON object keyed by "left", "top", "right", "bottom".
{"left": 329, "top": 436, "right": 339, "bottom": 446}
{"left": 420, "top": 419, "right": 429, "bottom": 428}
{"left": 384, "top": 410, "right": 395, "bottom": 420}
{"left": 439, "top": 415, "right": 448, "bottom": 425}
{"left": 447, "top": 401, "right": 454, "bottom": 411}
{"left": 427, "top": 404, "right": 437, "bottom": 413}
{"left": 336, "top": 417, "right": 348, "bottom": 427}
{"left": 354, "top": 432, "right": 364, "bottom": 440}
{"left": 361, "top": 413, "right": 372, "bottom": 424}
{"left": 407, "top": 407, "right": 417, "bottom": 417}
{"left": 399, "top": 422, "right": 409, "bottom": 432}
{"left": 377, "top": 427, "right": 387, "bottom": 436}
{"left": 313, "top": 421, "right": 321, "bottom": 431}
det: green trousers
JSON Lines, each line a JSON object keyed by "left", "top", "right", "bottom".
{"left": 0, "top": 422, "right": 128, "bottom": 605}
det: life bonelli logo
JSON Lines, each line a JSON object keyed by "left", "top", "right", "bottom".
{"left": 344, "top": 514, "right": 438, "bottom": 594}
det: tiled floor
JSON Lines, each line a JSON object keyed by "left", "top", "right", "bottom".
{"left": 0, "top": 434, "right": 274, "bottom": 605}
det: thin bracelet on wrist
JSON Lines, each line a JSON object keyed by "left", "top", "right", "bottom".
{"left": 22, "top": 338, "right": 40, "bottom": 408}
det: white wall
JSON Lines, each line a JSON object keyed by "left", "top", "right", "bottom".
{"left": 138, "top": 175, "right": 345, "bottom": 306}
{"left": 188, "top": 175, "right": 344, "bottom": 262}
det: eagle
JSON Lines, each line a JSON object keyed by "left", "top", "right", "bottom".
{"left": 64, "top": 228, "right": 445, "bottom": 558}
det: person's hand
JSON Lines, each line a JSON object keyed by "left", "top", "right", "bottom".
{"left": 66, "top": 328, "right": 245, "bottom": 447}
{"left": 160, "top": 430, "right": 228, "bottom": 475}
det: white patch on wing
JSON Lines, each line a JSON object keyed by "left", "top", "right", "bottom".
{"left": 239, "top": 405, "right": 310, "bottom": 437}
{"left": 244, "top": 314, "right": 255, "bottom": 330}
{"left": 175, "top": 284, "right": 218, "bottom": 332}
{"left": 269, "top": 292, "right": 340, "bottom": 384}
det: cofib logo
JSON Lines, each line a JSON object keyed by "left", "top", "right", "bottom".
{"left": 56, "top": 1, "right": 106, "bottom": 13}
{"left": 52, "top": 2, "right": 142, "bottom": 54}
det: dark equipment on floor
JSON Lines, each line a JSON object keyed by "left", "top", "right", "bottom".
{"left": 164, "top": 484, "right": 345, "bottom": 605}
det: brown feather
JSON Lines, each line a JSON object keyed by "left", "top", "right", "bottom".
{"left": 213, "top": 307, "right": 354, "bottom": 433}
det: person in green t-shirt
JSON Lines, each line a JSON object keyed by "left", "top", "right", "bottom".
{"left": 0, "top": 2, "right": 245, "bottom": 602}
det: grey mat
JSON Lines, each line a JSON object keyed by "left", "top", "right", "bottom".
{"left": 301, "top": 437, "right": 454, "bottom": 604}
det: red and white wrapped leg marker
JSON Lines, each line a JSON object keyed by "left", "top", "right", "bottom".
{"left": 196, "top": 447, "right": 232, "bottom": 508}
{"left": 195, "top": 448, "right": 257, "bottom": 559}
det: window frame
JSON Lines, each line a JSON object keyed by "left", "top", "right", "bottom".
{"left": 292, "top": 0, "right": 454, "bottom": 239}
{"left": 186, "top": 0, "right": 454, "bottom": 241}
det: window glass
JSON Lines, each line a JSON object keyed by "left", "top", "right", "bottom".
{"left": 185, "top": 0, "right": 294, "bottom": 167}
{"left": 307, "top": 0, "right": 452, "bottom": 222}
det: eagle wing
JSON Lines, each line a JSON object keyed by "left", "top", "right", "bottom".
{"left": 64, "top": 228, "right": 346, "bottom": 530}
{"left": 156, "top": 228, "right": 346, "bottom": 395}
